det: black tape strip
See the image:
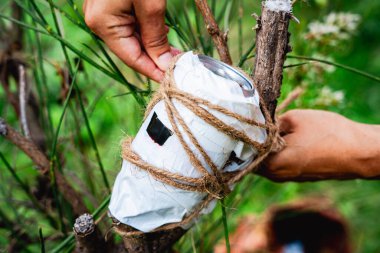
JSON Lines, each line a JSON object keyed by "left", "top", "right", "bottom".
{"left": 228, "top": 151, "right": 244, "bottom": 165}
{"left": 146, "top": 112, "right": 173, "bottom": 146}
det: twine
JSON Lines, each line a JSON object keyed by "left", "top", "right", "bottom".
{"left": 115, "top": 54, "right": 283, "bottom": 237}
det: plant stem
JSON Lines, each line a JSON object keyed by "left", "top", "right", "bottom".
{"left": 39, "top": 228, "right": 46, "bottom": 253}
{"left": 288, "top": 55, "right": 380, "bottom": 83}
{"left": 221, "top": 199, "right": 231, "bottom": 253}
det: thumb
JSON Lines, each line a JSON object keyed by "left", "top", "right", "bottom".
{"left": 133, "top": 0, "right": 173, "bottom": 71}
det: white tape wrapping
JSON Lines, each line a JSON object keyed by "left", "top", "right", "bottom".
{"left": 109, "top": 52, "right": 267, "bottom": 232}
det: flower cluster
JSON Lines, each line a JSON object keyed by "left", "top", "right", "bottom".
{"left": 314, "top": 86, "right": 345, "bottom": 107}
{"left": 305, "top": 12, "right": 361, "bottom": 45}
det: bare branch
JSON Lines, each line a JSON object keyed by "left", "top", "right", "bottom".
{"left": 18, "top": 64, "right": 31, "bottom": 139}
{"left": 0, "top": 119, "right": 88, "bottom": 215}
{"left": 194, "top": 0, "right": 232, "bottom": 65}
{"left": 1, "top": 118, "right": 50, "bottom": 173}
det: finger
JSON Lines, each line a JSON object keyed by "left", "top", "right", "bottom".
{"left": 106, "top": 35, "right": 164, "bottom": 82}
{"left": 84, "top": 3, "right": 164, "bottom": 82}
{"left": 277, "top": 111, "right": 297, "bottom": 135}
{"left": 133, "top": 0, "right": 173, "bottom": 71}
{"left": 258, "top": 133, "right": 303, "bottom": 181}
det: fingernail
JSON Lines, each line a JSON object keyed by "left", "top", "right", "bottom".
{"left": 157, "top": 52, "right": 173, "bottom": 71}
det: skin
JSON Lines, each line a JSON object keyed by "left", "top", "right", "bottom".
{"left": 83, "top": 2, "right": 380, "bottom": 182}
{"left": 83, "top": 0, "right": 180, "bottom": 82}
{"left": 260, "top": 109, "right": 380, "bottom": 182}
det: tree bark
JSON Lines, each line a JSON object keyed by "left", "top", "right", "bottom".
{"left": 74, "top": 213, "right": 107, "bottom": 253}
{"left": 117, "top": 1, "right": 292, "bottom": 252}
{"left": 251, "top": 2, "right": 292, "bottom": 119}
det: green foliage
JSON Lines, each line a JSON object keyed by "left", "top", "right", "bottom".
{"left": 0, "top": 0, "right": 379, "bottom": 252}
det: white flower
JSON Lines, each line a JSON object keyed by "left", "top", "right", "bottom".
{"left": 307, "top": 22, "right": 340, "bottom": 37}
{"left": 314, "top": 87, "right": 344, "bottom": 107}
{"left": 305, "top": 12, "right": 361, "bottom": 44}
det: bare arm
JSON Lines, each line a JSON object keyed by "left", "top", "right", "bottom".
{"left": 259, "top": 109, "right": 380, "bottom": 182}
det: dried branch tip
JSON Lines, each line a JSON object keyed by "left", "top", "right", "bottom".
{"left": 264, "top": 0, "right": 292, "bottom": 13}
{"left": 74, "top": 213, "right": 95, "bottom": 236}
{"left": 0, "top": 118, "right": 7, "bottom": 136}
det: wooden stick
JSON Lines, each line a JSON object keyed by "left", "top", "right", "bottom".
{"left": 74, "top": 213, "right": 107, "bottom": 253}
{"left": 194, "top": 0, "right": 232, "bottom": 65}
{"left": 251, "top": 0, "right": 293, "bottom": 119}
{"left": 0, "top": 118, "right": 88, "bottom": 215}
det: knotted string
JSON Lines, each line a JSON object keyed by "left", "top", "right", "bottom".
{"left": 116, "top": 54, "right": 283, "bottom": 236}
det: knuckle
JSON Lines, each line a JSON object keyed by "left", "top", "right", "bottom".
{"left": 84, "top": 13, "right": 99, "bottom": 30}
{"left": 144, "top": 34, "right": 168, "bottom": 49}
{"left": 145, "top": 2, "right": 166, "bottom": 16}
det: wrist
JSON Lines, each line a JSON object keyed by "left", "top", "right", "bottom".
{"left": 352, "top": 124, "right": 380, "bottom": 179}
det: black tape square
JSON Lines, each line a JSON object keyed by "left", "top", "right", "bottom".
{"left": 146, "top": 112, "right": 173, "bottom": 146}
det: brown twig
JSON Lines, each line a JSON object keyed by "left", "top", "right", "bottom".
{"left": 18, "top": 64, "right": 31, "bottom": 139}
{"left": 251, "top": 0, "right": 293, "bottom": 119}
{"left": 276, "top": 86, "right": 304, "bottom": 113}
{"left": 0, "top": 118, "right": 88, "bottom": 215}
{"left": 194, "top": 0, "right": 232, "bottom": 65}
{"left": 1, "top": 118, "right": 49, "bottom": 173}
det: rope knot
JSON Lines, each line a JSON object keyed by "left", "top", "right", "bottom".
{"left": 203, "top": 175, "right": 230, "bottom": 199}
{"left": 120, "top": 53, "right": 279, "bottom": 232}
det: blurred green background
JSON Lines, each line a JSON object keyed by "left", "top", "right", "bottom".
{"left": 0, "top": 0, "right": 379, "bottom": 252}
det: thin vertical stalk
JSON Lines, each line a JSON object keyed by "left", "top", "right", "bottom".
{"left": 49, "top": 65, "right": 80, "bottom": 235}
{"left": 73, "top": 82, "right": 111, "bottom": 191}
{"left": 183, "top": 6, "right": 198, "bottom": 49}
{"left": 39, "top": 228, "right": 46, "bottom": 253}
{"left": 238, "top": 41, "right": 256, "bottom": 67}
{"left": 238, "top": 0, "right": 243, "bottom": 57}
{"left": 46, "top": 0, "right": 73, "bottom": 70}
{"left": 221, "top": 199, "right": 231, "bottom": 253}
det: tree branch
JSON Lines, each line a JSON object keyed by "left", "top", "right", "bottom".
{"left": 0, "top": 118, "right": 88, "bottom": 215}
{"left": 194, "top": 0, "right": 232, "bottom": 65}
{"left": 73, "top": 213, "right": 107, "bottom": 253}
{"left": 251, "top": 0, "right": 292, "bottom": 119}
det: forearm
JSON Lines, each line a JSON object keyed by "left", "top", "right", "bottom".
{"left": 261, "top": 110, "right": 380, "bottom": 182}
{"left": 351, "top": 123, "right": 380, "bottom": 179}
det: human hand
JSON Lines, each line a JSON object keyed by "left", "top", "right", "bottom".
{"left": 258, "top": 109, "right": 380, "bottom": 182}
{"left": 83, "top": 0, "right": 180, "bottom": 82}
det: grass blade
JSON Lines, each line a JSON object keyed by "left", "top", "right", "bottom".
{"left": 238, "top": 40, "right": 255, "bottom": 67}
{"left": 39, "top": 228, "right": 46, "bottom": 253}
{"left": 221, "top": 199, "right": 231, "bottom": 253}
